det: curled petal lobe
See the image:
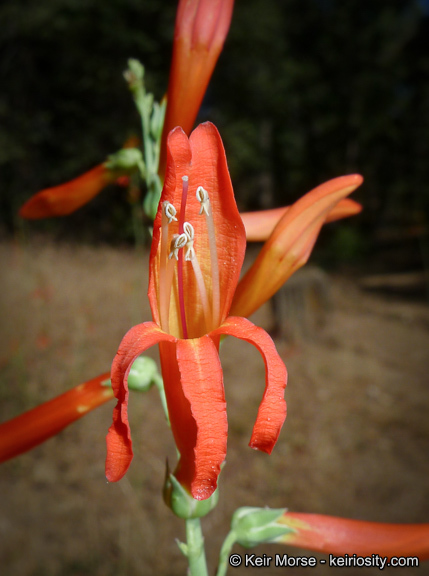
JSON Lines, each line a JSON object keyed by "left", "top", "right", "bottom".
{"left": 211, "top": 316, "right": 287, "bottom": 454}
{"left": 242, "top": 197, "right": 363, "bottom": 242}
{"left": 19, "top": 164, "right": 116, "bottom": 219}
{"left": 106, "top": 322, "right": 176, "bottom": 482}
{"left": 173, "top": 336, "right": 227, "bottom": 500}
{"left": 277, "top": 513, "right": 429, "bottom": 560}
{"left": 231, "top": 174, "right": 363, "bottom": 319}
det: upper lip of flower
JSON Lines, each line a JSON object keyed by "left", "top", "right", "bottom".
{"left": 150, "top": 122, "right": 246, "bottom": 339}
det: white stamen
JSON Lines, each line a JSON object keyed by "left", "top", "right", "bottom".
{"left": 169, "top": 233, "right": 187, "bottom": 260}
{"left": 196, "top": 186, "right": 220, "bottom": 328}
{"left": 183, "top": 222, "right": 195, "bottom": 261}
{"left": 163, "top": 201, "right": 178, "bottom": 224}
{"left": 181, "top": 221, "right": 212, "bottom": 331}
{"left": 196, "top": 186, "right": 210, "bottom": 216}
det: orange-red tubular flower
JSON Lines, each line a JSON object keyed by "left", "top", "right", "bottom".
{"left": 231, "top": 174, "right": 364, "bottom": 319}
{"left": 276, "top": 513, "right": 429, "bottom": 561}
{"left": 19, "top": 137, "right": 139, "bottom": 220}
{"left": 241, "top": 197, "right": 363, "bottom": 242}
{"left": 159, "top": 0, "right": 235, "bottom": 176}
{"left": 0, "top": 373, "right": 112, "bottom": 463}
{"left": 19, "top": 164, "right": 118, "bottom": 219}
{"left": 106, "top": 122, "right": 287, "bottom": 500}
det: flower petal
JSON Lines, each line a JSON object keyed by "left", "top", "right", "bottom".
{"left": 166, "top": 335, "right": 227, "bottom": 500}
{"left": 19, "top": 164, "right": 116, "bottom": 219}
{"left": 106, "top": 322, "right": 175, "bottom": 482}
{"left": 241, "top": 198, "right": 363, "bottom": 242}
{"left": 211, "top": 317, "right": 287, "bottom": 454}
{"left": 0, "top": 372, "right": 112, "bottom": 463}
{"left": 277, "top": 513, "right": 429, "bottom": 560}
{"left": 231, "top": 174, "right": 363, "bottom": 319}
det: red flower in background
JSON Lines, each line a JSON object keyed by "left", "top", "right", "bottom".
{"left": 241, "top": 197, "right": 362, "bottom": 242}
{"left": 159, "top": 0, "right": 235, "bottom": 176}
{"left": 18, "top": 165, "right": 117, "bottom": 220}
{"left": 0, "top": 373, "right": 112, "bottom": 463}
{"left": 276, "top": 512, "right": 429, "bottom": 561}
{"left": 231, "top": 174, "right": 363, "bottom": 319}
{"left": 18, "top": 135, "right": 140, "bottom": 220}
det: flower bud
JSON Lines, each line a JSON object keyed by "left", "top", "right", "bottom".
{"left": 163, "top": 472, "right": 218, "bottom": 519}
{"left": 127, "top": 356, "right": 161, "bottom": 392}
{"left": 106, "top": 148, "right": 145, "bottom": 176}
{"left": 231, "top": 507, "right": 292, "bottom": 548}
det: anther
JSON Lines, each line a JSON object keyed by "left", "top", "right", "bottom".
{"left": 196, "top": 186, "right": 210, "bottom": 216}
{"left": 169, "top": 233, "right": 187, "bottom": 260}
{"left": 183, "top": 222, "right": 195, "bottom": 261}
{"left": 163, "top": 201, "right": 178, "bottom": 224}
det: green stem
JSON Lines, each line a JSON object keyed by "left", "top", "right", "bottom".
{"left": 154, "top": 374, "right": 170, "bottom": 427}
{"left": 186, "top": 518, "right": 209, "bottom": 576}
{"left": 216, "top": 531, "right": 237, "bottom": 576}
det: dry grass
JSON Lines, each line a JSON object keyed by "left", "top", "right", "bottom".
{"left": 1, "top": 239, "right": 428, "bottom": 576}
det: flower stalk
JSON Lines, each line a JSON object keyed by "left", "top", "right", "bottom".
{"left": 185, "top": 518, "right": 209, "bottom": 576}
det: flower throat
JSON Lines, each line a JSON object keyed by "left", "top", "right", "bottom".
{"left": 158, "top": 175, "right": 220, "bottom": 339}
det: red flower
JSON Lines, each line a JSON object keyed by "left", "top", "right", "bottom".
{"left": 19, "top": 165, "right": 116, "bottom": 219}
{"left": 0, "top": 373, "right": 112, "bottom": 463}
{"left": 159, "top": 0, "right": 235, "bottom": 176}
{"left": 106, "top": 122, "right": 287, "bottom": 500}
{"left": 19, "top": 136, "right": 140, "bottom": 220}
{"left": 276, "top": 512, "right": 429, "bottom": 560}
{"left": 241, "top": 197, "right": 362, "bottom": 242}
{"left": 231, "top": 174, "right": 364, "bottom": 319}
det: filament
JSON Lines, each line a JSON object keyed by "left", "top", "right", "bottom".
{"left": 177, "top": 176, "right": 189, "bottom": 339}
{"left": 159, "top": 202, "right": 177, "bottom": 332}
{"left": 196, "top": 186, "right": 220, "bottom": 328}
{"left": 184, "top": 222, "right": 212, "bottom": 331}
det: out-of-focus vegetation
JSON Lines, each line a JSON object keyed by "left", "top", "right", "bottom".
{"left": 1, "top": 0, "right": 428, "bottom": 271}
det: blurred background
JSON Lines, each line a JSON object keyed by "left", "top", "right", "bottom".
{"left": 1, "top": 1, "right": 429, "bottom": 575}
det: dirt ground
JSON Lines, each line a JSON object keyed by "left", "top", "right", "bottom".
{"left": 0, "top": 239, "right": 428, "bottom": 576}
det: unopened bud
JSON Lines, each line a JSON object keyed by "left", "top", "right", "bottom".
{"left": 231, "top": 507, "right": 292, "bottom": 548}
{"left": 163, "top": 472, "right": 219, "bottom": 519}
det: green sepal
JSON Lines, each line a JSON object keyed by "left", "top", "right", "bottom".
{"left": 124, "top": 58, "right": 145, "bottom": 93}
{"left": 163, "top": 472, "right": 219, "bottom": 519}
{"left": 231, "top": 507, "right": 293, "bottom": 548}
{"left": 176, "top": 539, "right": 189, "bottom": 557}
{"left": 150, "top": 99, "right": 166, "bottom": 142}
{"left": 105, "top": 148, "right": 145, "bottom": 178}
{"left": 127, "top": 356, "right": 162, "bottom": 392}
